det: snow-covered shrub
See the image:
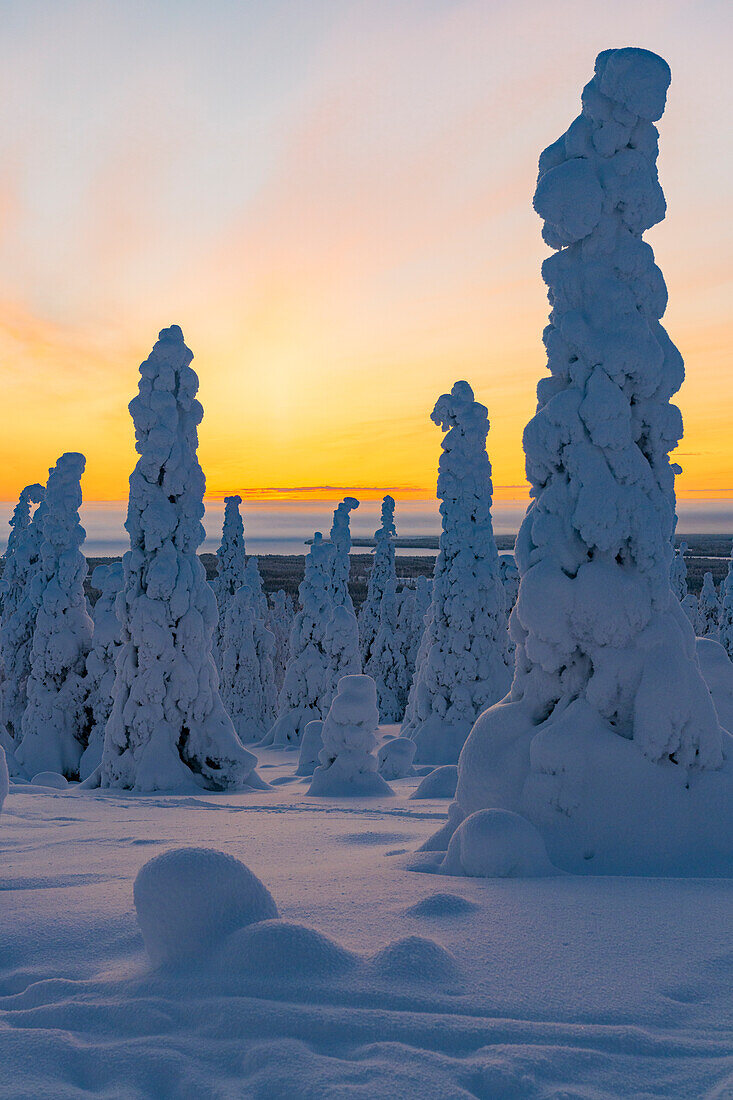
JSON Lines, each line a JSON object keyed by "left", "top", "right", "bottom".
{"left": 295, "top": 719, "right": 323, "bottom": 776}
{"left": 441, "top": 809, "right": 558, "bottom": 879}
{"left": 79, "top": 563, "right": 123, "bottom": 780}
{"left": 377, "top": 736, "right": 416, "bottom": 779}
{"left": 134, "top": 847, "right": 278, "bottom": 967}
{"left": 696, "top": 572, "right": 720, "bottom": 639}
{"left": 100, "top": 326, "right": 261, "bottom": 792}
{"left": 220, "top": 559, "right": 277, "bottom": 743}
{"left": 268, "top": 589, "right": 294, "bottom": 694}
{"left": 0, "top": 485, "right": 46, "bottom": 743}
{"left": 718, "top": 555, "right": 733, "bottom": 660}
{"left": 429, "top": 49, "right": 731, "bottom": 876}
{"left": 16, "top": 454, "right": 93, "bottom": 780}
{"left": 308, "top": 674, "right": 393, "bottom": 797}
{"left": 670, "top": 540, "right": 688, "bottom": 602}
{"left": 402, "top": 381, "right": 511, "bottom": 764}
{"left": 213, "top": 495, "right": 246, "bottom": 660}
{"left": 359, "top": 495, "right": 396, "bottom": 665}
{"left": 264, "top": 532, "right": 334, "bottom": 746}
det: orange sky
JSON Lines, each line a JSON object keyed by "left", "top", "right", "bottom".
{"left": 0, "top": 1, "right": 730, "bottom": 505}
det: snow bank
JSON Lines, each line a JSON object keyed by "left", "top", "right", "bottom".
{"left": 441, "top": 809, "right": 559, "bottom": 878}
{"left": 309, "top": 675, "right": 393, "bottom": 797}
{"left": 134, "top": 847, "right": 278, "bottom": 967}
{"left": 409, "top": 764, "right": 458, "bottom": 800}
{"left": 427, "top": 49, "right": 733, "bottom": 876}
{"left": 403, "top": 381, "right": 511, "bottom": 764}
{"left": 16, "top": 454, "right": 93, "bottom": 780}
{"left": 377, "top": 736, "right": 416, "bottom": 779}
{"left": 101, "top": 327, "right": 261, "bottom": 792}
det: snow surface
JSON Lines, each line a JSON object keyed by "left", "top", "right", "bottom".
{"left": 1, "top": 758, "right": 731, "bottom": 1097}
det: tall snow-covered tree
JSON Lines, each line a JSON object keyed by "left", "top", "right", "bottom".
{"left": 696, "top": 572, "right": 720, "bottom": 639}
{"left": 79, "top": 563, "right": 123, "bottom": 780}
{"left": 430, "top": 49, "right": 728, "bottom": 874}
{"left": 0, "top": 484, "right": 45, "bottom": 742}
{"left": 100, "top": 325, "right": 262, "bottom": 791}
{"left": 329, "top": 497, "right": 359, "bottom": 612}
{"left": 359, "top": 495, "right": 396, "bottom": 665}
{"left": 213, "top": 495, "right": 246, "bottom": 659}
{"left": 670, "top": 540, "right": 688, "bottom": 602}
{"left": 323, "top": 497, "right": 361, "bottom": 701}
{"left": 268, "top": 589, "right": 294, "bottom": 694}
{"left": 220, "top": 559, "right": 277, "bottom": 743}
{"left": 263, "top": 532, "right": 335, "bottom": 746}
{"left": 718, "top": 552, "right": 733, "bottom": 660}
{"left": 16, "top": 454, "right": 93, "bottom": 779}
{"left": 402, "top": 381, "right": 511, "bottom": 764}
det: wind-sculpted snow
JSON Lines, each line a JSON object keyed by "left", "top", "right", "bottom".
{"left": 430, "top": 49, "right": 731, "bottom": 876}
{"left": 403, "top": 381, "right": 511, "bottom": 764}
{"left": 670, "top": 540, "right": 688, "bottom": 602}
{"left": 268, "top": 589, "right": 294, "bottom": 694}
{"left": 696, "top": 572, "right": 720, "bottom": 639}
{"left": 220, "top": 558, "right": 278, "bottom": 743}
{"left": 79, "top": 563, "right": 123, "bottom": 780}
{"left": 359, "top": 495, "right": 396, "bottom": 666}
{"left": 213, "top": 495, "right": 246, "bottom": 661}
{"left": 16, "top": 454, "right": 93, "bottom": 780}
{"left": 264, "top": 532, "right": 335, "bottom": 746}
{"left": 0, "top": 483, "right": 45, "bottom": 745}
{"left": 100, "top": 325, "right": 261, "bottom": 791}
{"left": 309, "top": 674, "right": 393, "bottom": 796}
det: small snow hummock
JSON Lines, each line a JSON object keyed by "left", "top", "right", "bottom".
{"left": 133, "top": 847, "right": 278, "bottom": 967}
{"left": 402, "top": 381, "right": 511, "bottom": 764}
{"left": 220, "top": 558, "right": 278, "bottom": 743}
{"left": 212, "top": 495, "right": 246, "bottom": 662}
{"left": 425, "top": 49, "right": 733, "bottom": 876}
{"left": 359, "top": 495, "right": 397, "bottom": 666}
{"left": 268, "top": 589, "right": 294, "bottom": 695}
{"left": 440, "top": 809, "right": 559, "bottom": 878}
{"left": 409, "top": 764, "right": 458, "bottom": 800}
{"left": 100, "top": 326, "right": 261, "bottom": 792}
{"left": 670, "top": 540, "right": 688, "bottom": 602}
{"left": 696, "top": 572, "right": 720, "bottom": 639}
{"left": 377, "top": 736, "right": 416, "bottom": 780}
{"left": 308, "top": 675, "right": 393, "bottom": 797}
{"left": 264, "top": 532, "right": 334, "bottom": 747}
{"left": 30, "top": 770, "right": 69, "bottom": 789}
{"left": 16, "top": 454, "right": 93, "bottom": 780}
{"left": 0, "top": 484, "right": 46, "bottom": 745}
{"left": 79, "top": 563, "right": 123, "bottom": 780}
{"left": 718, "top": 554, "right": 733, "bottom": 661}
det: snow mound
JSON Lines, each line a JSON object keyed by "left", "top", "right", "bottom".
{"left": 133, "top": 847, "right": 278, "bottom": 967}
{"left": 441, "top": 810, "right": 559, "bottom": 879}
{"left": 377, "top": 736, "right": 416, "bottom": 779}
{"left": 30, "top": 771, "right": 69, "bottom": 790}
{"left": 295, "top": 719, "right": 323, "bottom": 776}
{"left": 370, "top": 935, "right": 459, "bottom": 984}
{"left": 697, "top": 638, "right": 733, "bottom": 733}
{"left": 219, "top": 919, "right": 360, "bottom": 979}
{"left": 409, "top": 764, "right": 458, "bottom": 799}
{"left": 405, "top": 893, "right": 479, "bottom": 918}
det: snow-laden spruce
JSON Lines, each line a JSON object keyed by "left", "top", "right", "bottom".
{"left": 359, "top": 496, "right": 396, "bottom": 665}
{"left": 322, "top": 498, "right": 362, "bottom": 708}
{"left": 426, "top": 49, "right": 731, "bottom": 876}
{"left": 0, "top": 483, "right": 45, "bottom": 743}
{"left": 308, "top": 674, "right": 392, "bottom": 797}
{"left": 263, "top": 532, "right": 334, "bottom": 746}
{"left": 719, "top": 553, "right": 733, "bottom": 661}
{"left": 696, "top": 572, "right": 720, "bottom": 639}
{"left": 365, "top": 570, "right": 407, "bottom": 722}
{"left": 670, "top": 540, "right": 688, "bottom": 602}
{"left": 402, "top": 382, "right": 511, "bottom": 764}
{"left": 100, "top": 326, "right": 261, "bottom": 791}
{"left": 220, "top": 558, "right": 277, "bottom": 743}
{"left": 79, "top": 563, "right": 123, "bottom": 780}
{"left": 268, "top": 589, "right": 294, "bottom": 695}
{"left": 681, "top": 592, "right": 698, "bottom": 629}
{"left": 16, "top": 454, "right": 93, "bottom": 779}
{"left": 499, "top": 556, "right": 519, "bottom": 616}
{"left": 329, "top": 497, "right": 359, "bottom": 612}
{"left": 213, "top": 495, "right": 246, "bottom": 660}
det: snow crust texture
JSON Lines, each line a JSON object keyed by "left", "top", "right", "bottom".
{"left": 403, "top": 381, "right": 511, "bottom": 764}
{"left": 100, "top": 326, "right": 260, "bottom": 791}
{"left": 309, "top": 675, "right": 393, "bottom": 796}
{"left": 16, "top": 454, "right": 93, "bottom": 780}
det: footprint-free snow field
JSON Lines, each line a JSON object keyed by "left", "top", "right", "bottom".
{"left": 1, "top": 745, "right": 731, "bottom": 1099}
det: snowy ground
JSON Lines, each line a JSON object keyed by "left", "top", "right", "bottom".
{"left": 2, "top": 737, "right": 731, "bottom": 1099}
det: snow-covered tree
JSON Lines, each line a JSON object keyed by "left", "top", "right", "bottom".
{"left": 16, "top": 453, "right": 93, "bottom": 779}
{"left": 499, "top": 556, "right": 519, "bottom": 615}
{"left": 323, "top": 497, "right": 361, "bottom": 702}
{"left": 308, "top": 674, "right": 392, "bottom": 797}
{"left": 263, "top": 532, "right": 334, "bottom": 746}
{"left": 0, "top": 484, "right": 45, "bottom": 742}
{"left": 696, "top": 572, "right": 720, "bottom": 639}
{"left": 79, "top": 563, "right": 123, "bottom": 780}
{"left": 359, "top": 495, "right": 396, "bottom": 665}
{"left": 681, "top": 593, "right": 698, "bottom": 629}
{"left": 100, "top": 325, "right": 261, "bottom": 791}
{"left": 670, "top": 540, "right": 688, "bottom": 602}
{"left": 430, "top": 49, "right": 728, "bottom": 874}
{"left": 220, "top": 559, "right": 277, "bottom": 743}
{"left": 364, "top": 565, "right": 407, "bottom": 722}
{"left": 718, "top": 553, "right": 733, "bottom": 660}
{"left": 268, "top": 589, "right": 294, "bottom": 694}
{"left": 213, "top": 495, "right": 246, "bottom": 659}
{"left": 402, "top": 381, "right": 511, "bottom": 764}
{"left": 329, "top": 497, "right": 359, "bottom": 612}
